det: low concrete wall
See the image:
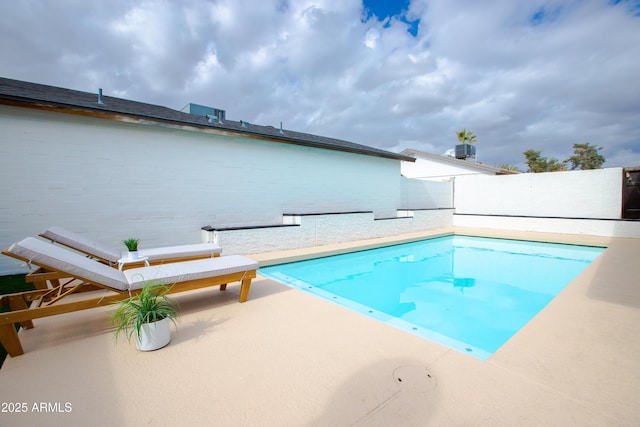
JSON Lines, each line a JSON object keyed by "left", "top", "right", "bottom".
{"left": 453, "top": 214, "right": 640, "bottom": 238}
{"left": 203, "top": 210, "right": 454, "bottom": 255}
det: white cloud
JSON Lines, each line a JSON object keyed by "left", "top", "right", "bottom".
{"left": 0, "top": 0, "right": 638, "bottom": 167}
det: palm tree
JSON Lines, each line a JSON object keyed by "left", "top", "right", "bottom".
{"left": 455, "top": 129, "right": 477, "bottom": 145}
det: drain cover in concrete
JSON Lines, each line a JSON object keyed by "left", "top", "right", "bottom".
{"left": 393, "top": 366, "right": 437, "bottom": 393}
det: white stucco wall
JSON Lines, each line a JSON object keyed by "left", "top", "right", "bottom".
{"left": 0, "top": 105, "right": 409, "bottom": 274}
{"left": 454, "top": 168, "right": 623, "bottom": 219}
{"left": 401, "top": 156, "right": 491, "bottom": 180}
{"left": 400, "top": 177, "right": 453, "bottom": 209}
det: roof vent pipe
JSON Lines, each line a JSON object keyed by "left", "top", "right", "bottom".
{"left": 98, "top": 88, "right": 104, "bottom": 105}
{"left": 280, "top": 122, "right": 283, "bottom": 134}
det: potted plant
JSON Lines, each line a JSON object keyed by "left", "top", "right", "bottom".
{"left": 111, "top": 282, "right": 178, "bottom": 351}
{"left": 123, "top": 238, "right": 140, "bottom": 260}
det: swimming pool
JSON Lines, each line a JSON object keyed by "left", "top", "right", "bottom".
{"left": 259, "top": 235, "right": 605, "bottom": 360}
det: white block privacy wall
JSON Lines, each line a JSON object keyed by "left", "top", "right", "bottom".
{"left": 0, "top": 105, "right": 435, "bottom": 274}
{"left": 454, "top": 168, "right": 622, "bottom": 219}
{"left": 452, "top": 168, "right": 640, "bottom": 237}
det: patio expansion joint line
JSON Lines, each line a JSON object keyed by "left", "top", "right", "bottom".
{"left": 426, "top": 348, "right": 454, "bottom": 368}
{"left": 351, "top": 389, "right": 403, "bottom": 426}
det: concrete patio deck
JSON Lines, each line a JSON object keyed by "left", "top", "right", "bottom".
{"left": 0, "top": 227, "right": 639, "bottom": 426}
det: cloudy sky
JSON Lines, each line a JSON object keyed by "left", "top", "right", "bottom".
{"left": 1, "top": 0, "right": 639, "bottom": 169}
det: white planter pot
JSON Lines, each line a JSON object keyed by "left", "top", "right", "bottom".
{"left": 136, "top": 317, "right": 171, "bottom": 351}
{"left": 127, "top": 250, "right": 139, "bottom": 260}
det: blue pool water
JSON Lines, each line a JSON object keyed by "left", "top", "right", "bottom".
{"left": 259, "top": 236, "right": 605, "bottom": 360}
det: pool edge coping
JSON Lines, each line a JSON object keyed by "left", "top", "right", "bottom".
{"left": 250, "top": 226, "right": 612, "bottom": 268}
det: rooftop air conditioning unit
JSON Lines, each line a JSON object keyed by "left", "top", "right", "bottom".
{"left": 455, "top": 144, "right": 476, "bottom": 160}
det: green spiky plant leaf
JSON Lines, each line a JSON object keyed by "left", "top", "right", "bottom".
{"left": 122, "top": 238, "right": 140, "bottom": 251}
{"left": 111, "top": 282, "right": 178, "bottom": 344}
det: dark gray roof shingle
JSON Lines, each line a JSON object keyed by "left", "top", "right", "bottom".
{"left": 0, "top": 77, "right": 414, "bottom": 162}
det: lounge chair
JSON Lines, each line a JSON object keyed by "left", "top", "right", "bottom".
{"left": 0, "top": 237, "right": 258, "bottom": 357}
{"left": 40, "top": 226, "right": 222, "bottom": 267}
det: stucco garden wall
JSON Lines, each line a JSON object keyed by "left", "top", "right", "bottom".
{"left": 454, "top": 168, "right": 622, "bottom": 219}
{"left": 0, "top": 105, "right": 449, "bottom": 274}
{"left": 402, "top": 156, "right": 486, "bottom": 179}
{"left": 453, "top": 168, "right": 640, "bottom": 237}
{"left": 400, "top": 177, "right": 453, "bottom": 209}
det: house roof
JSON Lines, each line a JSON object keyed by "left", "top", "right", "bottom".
{"left": 401, "top": 148, "right": 518, "bottom": 175}
{"left": 0, "top": 77, "right": 414, "bottom": 162}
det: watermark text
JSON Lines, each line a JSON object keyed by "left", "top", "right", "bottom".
{"left": 2, "top": 402, "right": 72, "bottom": 413}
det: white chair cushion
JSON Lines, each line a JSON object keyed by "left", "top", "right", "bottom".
{"left": 123, "top": 256, "right": 259, "bottom": 290}
{"left": 43, "top": 226, "right": 222, "bottom": 263}
{"left": 41, "top": 226, "right": 121, "bottom": 264}
{"left": 7, "top": 237, "right": 128, "bottom": 290}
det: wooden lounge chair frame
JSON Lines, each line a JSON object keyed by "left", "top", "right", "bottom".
{"left": 0, "top": 239, "right": 258, "bottom": 358}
